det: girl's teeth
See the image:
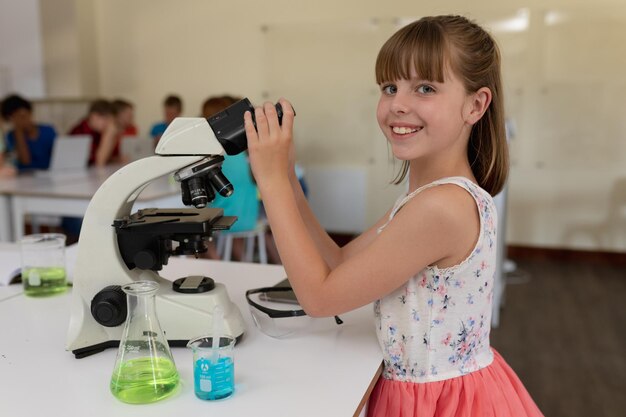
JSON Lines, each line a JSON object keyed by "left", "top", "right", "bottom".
{"left": 392, "top": 126, "right": 419, "bottom": 134}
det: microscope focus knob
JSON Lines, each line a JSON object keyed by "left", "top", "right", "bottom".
{"left": 91, "top": 286, "right": 127, "bottom": 327}
{"left": 134, "top": 250, "right": 157, "bottom": 270}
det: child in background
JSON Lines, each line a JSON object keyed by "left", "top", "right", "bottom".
{"left": 112, "top": 98, "right": 138, "bottom": 136}
{"left": 244, "top": 15, "right": 543, "bottom": 417}
{"left": 112, "top": 98, "right": 139, "bottom": 165}
{"left": 1, "top": 94, "right": 56, "bottom": 172}
{"left": 68, "top": 99, "right": 119, "bottom": 167}
{"left": 150, "top": 94, "right": 183, "bottom": 145}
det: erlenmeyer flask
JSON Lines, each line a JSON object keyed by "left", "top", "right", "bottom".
{"left": 110, "top": 280, "right": 180, "bottom": 404}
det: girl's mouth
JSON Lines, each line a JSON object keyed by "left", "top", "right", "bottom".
{"left": 391, "top": 126, "right": 422, "bottom": 135}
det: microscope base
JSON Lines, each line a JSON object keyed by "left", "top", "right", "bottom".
{"left": 69, "top": 281, "right": 246, "bottom": 358}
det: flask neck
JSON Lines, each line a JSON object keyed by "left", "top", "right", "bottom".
{"left": 122, "top": 281, "right": 159, "bottom": 318}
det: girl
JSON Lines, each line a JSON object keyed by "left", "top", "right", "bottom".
{"left": 244, "top": 15, "right": 543, "bottom": 417}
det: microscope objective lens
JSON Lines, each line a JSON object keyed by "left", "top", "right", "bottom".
{"left": 190, "top": 198, "right": 207, "bottom": 207}
{"left": 208, "top": 171, "right": 233, "bottom": 197}
{"left": 188, "top": 177, "right": 208, "bottom": 208}
{"left": 220, "top": 187, "right": 233, "bottom": 197}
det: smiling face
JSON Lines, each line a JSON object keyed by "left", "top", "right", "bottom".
{"left": 376, "top": 68, "right": 473, "bottom": 163}
{"left": 374, "top": 16, "right": 508, "bottom": 194}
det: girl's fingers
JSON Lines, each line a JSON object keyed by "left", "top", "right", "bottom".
{"left": 278, "top": 98, "right": 295, "bottom": 134}
{"left": 263, "top": 101, "right": 280, "bottom": 135}
{"left": 254, "top": 106, "right": 269, "bottom": 139}
{"left": 247, "top": 99, "right": 295, "bottom": 145}
{"left": 243, "top": 111, "right": 258, "bottom": 144}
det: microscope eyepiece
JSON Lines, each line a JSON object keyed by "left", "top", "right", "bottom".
{"left": 207, "top": 98, "right": 293, "bottom": 155}
{"left": 207, "top": 99, "right": 254, "bottom": 155}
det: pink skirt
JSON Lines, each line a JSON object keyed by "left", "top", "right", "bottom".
{"left": 367, "top": 349, "right": 544, "bottom": 417}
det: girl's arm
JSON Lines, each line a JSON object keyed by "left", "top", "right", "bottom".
{"left": 246, "top": 100, "right": 478, "bottom": 317}
{"left": 286, "top": 166, "right": 391, "bottom": 269}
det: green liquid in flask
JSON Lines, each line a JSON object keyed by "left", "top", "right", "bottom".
{"left": 110, "top": 357, "right": 180, "bottom": 404}
{"left": 22, "top": 267, "right": 67, "bottom": 297}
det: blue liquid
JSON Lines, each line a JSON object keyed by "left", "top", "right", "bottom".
{"left": 193, "top": 356, "right": 234, "bottom": 400}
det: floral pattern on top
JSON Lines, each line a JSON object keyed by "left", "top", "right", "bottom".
{"left": 374, "top": 177, "right": 497, "bottom": 383}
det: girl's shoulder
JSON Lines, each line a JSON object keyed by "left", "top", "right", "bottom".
{"left": 379, "top": 176, "right": 494, "bottom": 270}
{"left": 386, "top": 176, "right": 491, "bottom": 223}
{"left": 379, "top": 177, "right": 480, "bottom": 240}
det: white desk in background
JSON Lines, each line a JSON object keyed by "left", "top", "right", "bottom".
{"left": 0, "top": 167, "right": 182, "bottom": 242}
{"left": 0, "top": 167, "right": 118, "bottom": 242}
{"left": 0, "top": 253, "right": 382, "bottom": 417}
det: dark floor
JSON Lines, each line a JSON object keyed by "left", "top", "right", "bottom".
{"left": 490, "top": 258, "right": 625, "bottom": 417}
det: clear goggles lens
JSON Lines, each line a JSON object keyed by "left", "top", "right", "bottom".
{"left": 245, "top": 287, "right": 343, "bottom": 339}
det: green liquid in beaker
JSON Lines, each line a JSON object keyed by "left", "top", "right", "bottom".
{"left": 22, "top": 267, "right": 67, "bottom": 297}
{"left": 110, "top": 357, "right": 180, "bottom": 404}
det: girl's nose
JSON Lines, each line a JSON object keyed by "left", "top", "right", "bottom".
{"left": 390, "top": 94, "right": 410, "bottom": 114}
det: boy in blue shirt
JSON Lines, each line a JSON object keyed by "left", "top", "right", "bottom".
{"left": 150, "top": 94, "right": 183, "bottom": 145}
{"left": 1, "top": 94, "right": 56, "bottom": 172}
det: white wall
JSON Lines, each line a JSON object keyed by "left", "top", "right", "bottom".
{"left": 39, "top": 0, "right": 99, "bottom": 97}
{"left": 0, "top": 0, "right": 45, "bottom": 97}
{"left": 498, "top": 7, "right": 626, "bottom": 251}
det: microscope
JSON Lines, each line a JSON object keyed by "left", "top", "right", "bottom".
{"left": 67, "top": 98, "right": 280, "bottom": 358}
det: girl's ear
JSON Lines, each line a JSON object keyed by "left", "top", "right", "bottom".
{"left": 464, "top": 87, "right": 492, "bottom": 125}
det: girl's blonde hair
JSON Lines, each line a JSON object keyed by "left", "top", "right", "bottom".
{"left": 375, "top": 15, "right": 509, "bottom": 196}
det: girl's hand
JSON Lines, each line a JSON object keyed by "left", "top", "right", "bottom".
{"left": 244, "top": 98, "right": 296, "bottom": 187}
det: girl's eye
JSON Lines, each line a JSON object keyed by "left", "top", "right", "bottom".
{"left": 417, "top": 85, "right": 435, "bottom": 94}
{"left": 381, "top": 84, "right": 397, "bottom": 95}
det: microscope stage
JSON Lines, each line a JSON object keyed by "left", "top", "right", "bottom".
{"left": 114, "top": 208, "right": 237, "bottom": 233}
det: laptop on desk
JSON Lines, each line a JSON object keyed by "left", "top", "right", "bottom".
{"left": 48, "top": 135, "right": 92, "bottom": 171}
{"left": 120, "top": 136, "right": 154, "bottom": 162}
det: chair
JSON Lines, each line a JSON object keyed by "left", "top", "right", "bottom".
{"left": 215, "top": 220, "right": 268, "bottom": 264}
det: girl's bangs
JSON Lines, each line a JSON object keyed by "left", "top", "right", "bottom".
{"left": 375, "top": 21, "right": 448, "bottom": 84}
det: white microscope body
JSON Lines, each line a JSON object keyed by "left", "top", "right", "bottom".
{"left": 66, "top": 114, "right": 248, "bottom": 358}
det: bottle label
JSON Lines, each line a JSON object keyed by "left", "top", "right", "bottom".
{"left": 197, "top": 358, "right": 212, "bottom": 392}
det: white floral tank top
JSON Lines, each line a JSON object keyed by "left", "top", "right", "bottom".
{"left": 374, "top": 177, "right": 497, "bottom": 383}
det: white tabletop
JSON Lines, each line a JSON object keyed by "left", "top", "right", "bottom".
{"left": 0, "top": 255, "right": 382, "bottom": 417}
{"left": 1, "top": 167, "right": 182, "bottom": 241}
{"left": 0, "top": 166, "right": 119, "bottom": 194}
{"left": 1, "top": 167, "right": 178, "bottom": 201}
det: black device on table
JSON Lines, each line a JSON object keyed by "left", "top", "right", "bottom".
{"left": 259, "top": 278, "right": 299, "bottom": 304}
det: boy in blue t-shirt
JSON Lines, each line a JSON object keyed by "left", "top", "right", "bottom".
{"left": 1, "top": 94, "right": 56, "bottom": 172}
{"left": 150, "top": 94, "right": 183, "bottom": 146}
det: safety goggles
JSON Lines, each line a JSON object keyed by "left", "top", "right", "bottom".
{"left": 245, "top": 287, "right": 343, "bottom": 338}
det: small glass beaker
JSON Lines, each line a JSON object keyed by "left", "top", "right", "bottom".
{"left": 110, "top": 281, "right": 180, "bottom": 404}
{"left": 20, "top": 233, "right": 67, "bottom": 297}
{"left": 187, "top": 335, "right": 235, "bottom": 400}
